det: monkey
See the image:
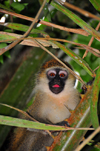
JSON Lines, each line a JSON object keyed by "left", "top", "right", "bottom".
{"left": 7, "top": 59, "right": 80, "bottom": 151}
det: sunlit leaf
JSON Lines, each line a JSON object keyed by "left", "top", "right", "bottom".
{"left": 0, "top": 115, "right": 66, "bottom": 131}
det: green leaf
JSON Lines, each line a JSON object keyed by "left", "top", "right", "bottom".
{"left": 43, "top": 4, "right": 51, "bottom": 21}
{"left": 11, "top": 2, "right": 28, "bottom": 12}
{"left": 89, "top": 0, "right": 100, "bottom": 11}
{"left": 48, "top": 0, "right": 100, "bottom": 41}
{"left": 0, "top": 43, "right": 7, "bottom": 48}
{"left": 90, "top": 63, "right": 100, "bottom": 128}
{"left": 90, "top": 147, "right": 100, "bottom": 151}
{"left": 0, "top": 115, "right": 66, "bottom": 131}
{"left": 0, "top": 55, "right": 3, "bottom": 64}
{"left": 0, "top": 43, "right": 10, "bottom": 61}
{"left": 4, "top": 51, "right": 11, "bottom": 58}
{"left": 51, "top": 86, "right": 93, "bottom": 151}
{"left": 3, "top": 23, "right": 48, "bottom": 37}
{"left": 0, "top": 33, "right": 16, "bottom": 41}
{"left": 0, "top": 3, "right": 13, "bottom": 12}
{"left": 53, "top": 41, "right": 95, "bottom": 77}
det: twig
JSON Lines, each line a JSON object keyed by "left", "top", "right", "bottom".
{"left": 94, "top": 66, "right": 100, "bottom": 72}
{"left": 36, "top": 37, "right": 100, "bottom": 57}
{"left": 74, "top": 126, "right": 100, "bottom": 151}
{"left": 0, "top": 102, "right": 52, "bottom": 136}
{"left": 0, "top": 103, "right": 37, "bottom": 122}
{"left": 0, "top": 34, "right": 100, "bottom": 57}
{"left": 0, "top": 103, "right": 95, "bottom": 131}
{"left": 83, "top": 22, "right": 100, "bottom": 58}
{"left": 0, "top": 9, "right": 89, "bottom": 36}
{"left": 64, "top": 1, "right": 100, "bottom": 21}
{"left": 0, "top": 0, "right": 47, "bottom": 55}
{"left": 34, "top": 39, "right": 86, "bottom": 85}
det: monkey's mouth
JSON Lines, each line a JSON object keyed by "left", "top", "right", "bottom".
{"left": 53, "top": 84, "right": 60, "bottom": 88}
{"left": 49, "top": 82, "right": 64, "bottom": 94}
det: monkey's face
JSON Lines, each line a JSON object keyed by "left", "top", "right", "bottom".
{"left": 46, "top": 68, "right": 68, "bottom": 94}
{"left": 36, "top": 59, "right": 76, "bottom": 97}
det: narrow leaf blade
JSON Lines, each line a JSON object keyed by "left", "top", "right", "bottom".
{"left": 53, "top": 41, "right": 95, "bottom": 77}
{"left": 89, "top": 0, "right": 100, "bottom": 11}
{"left": 90, "top": 64, "right": 100, "bottom": 128}
{"left": 48, "top": 0, "right": 100, "bottom": 41}
{"left": 0, "top": 115, "right": 66, "bottom": 131}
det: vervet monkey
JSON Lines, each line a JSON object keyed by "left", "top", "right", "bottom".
{"left": 8, "top": 59, "right": 80, "bottom": 151}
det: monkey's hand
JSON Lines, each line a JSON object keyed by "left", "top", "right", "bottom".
{"left": 56, "top": 120, "right": 70, "bottom": 127}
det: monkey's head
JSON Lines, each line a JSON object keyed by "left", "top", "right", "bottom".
{"left": 36, "top": 59, "right": 76, "bottom": 95}
{"left": 30, "top": 59, "right": 80, "bottom": 124}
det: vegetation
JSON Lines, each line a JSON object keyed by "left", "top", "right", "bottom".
{"left": 0, "top": 0, "right": 100, "bottom": 150}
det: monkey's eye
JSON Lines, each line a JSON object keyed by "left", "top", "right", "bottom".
{"left": 59, "top": 71, "right": 67, "bottom": 78}
{"left": 59, "top": 73, "right": 65, "bottom": 77}
{"left": 50, "top": 73, "right": 55, "bottom": 76}
{"left": 47, "top": 70, "right": 56, "bottom": 78}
